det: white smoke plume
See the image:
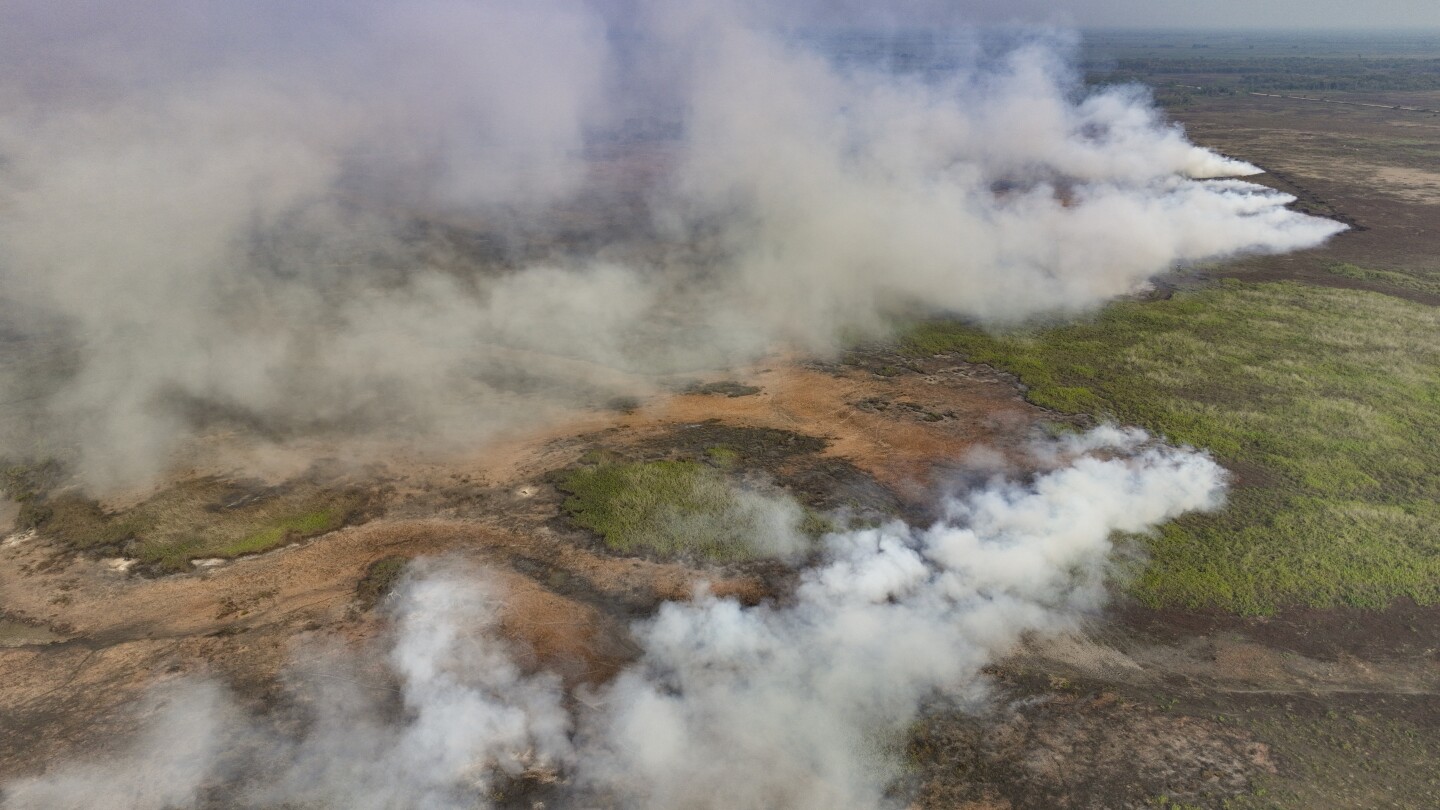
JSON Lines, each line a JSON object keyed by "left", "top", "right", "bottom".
{"left": 0, "top": 0, "right": 1343, "bottom": 488}
{"left": 1, "top": 430, "right": 1227, "bottom": 809}
{"left": 574, "top": 430, "right": 1224, "bottom": 807}
{"left": 0, "top": 683, "right": 237, "bottom": 810}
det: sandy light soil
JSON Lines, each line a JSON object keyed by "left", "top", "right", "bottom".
{"left": 0, "top": 353, "right": 1049, "bottom": 780}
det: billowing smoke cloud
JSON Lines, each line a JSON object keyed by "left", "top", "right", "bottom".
{"left": 0, "top": 0, "right": 1343, "bottom": 488}
{"left": 1, "top": 429, "right": 1227, "bottom": 808}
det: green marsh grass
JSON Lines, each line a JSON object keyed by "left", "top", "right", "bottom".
{"left": 904, "top": 280, "right": 1440, "bottom": 613}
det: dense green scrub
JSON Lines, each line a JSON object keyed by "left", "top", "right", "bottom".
{"left": 905, "top": 280, "right": 1440, "bottom": 613}
{"left": 557, "top": 456, "right": 831, "bottom": 562}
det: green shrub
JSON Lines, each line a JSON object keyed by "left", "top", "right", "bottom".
{"left": 558, "top": 459, "right": 805, "bottom": 561}
{"left": 902, "top": 281, "right": 1440, "bottom": 613}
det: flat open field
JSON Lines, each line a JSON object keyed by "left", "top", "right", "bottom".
{"left": 1181, "top": 92, "right": 1440, "bottom": 292}
{"left": 929, "top": 39, "right": 1440, "bottom": 806}
{"left": 3, "top": 31, "right": 1439, "bottom": 810}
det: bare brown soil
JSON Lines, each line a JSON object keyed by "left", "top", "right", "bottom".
{"left": 0, "top": 353, "right": 1050, "bottom": 784}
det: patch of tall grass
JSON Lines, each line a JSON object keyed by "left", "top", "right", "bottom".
{"left": 904, "top": 280, "right": 1440, "bottom": 613}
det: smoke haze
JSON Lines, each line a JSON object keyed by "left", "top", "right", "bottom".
{"left": 0, "top": 0, "right": 1344, "bottom": 489}
{"left": 0, "top": 429, "right": 1227, "bottom": 809}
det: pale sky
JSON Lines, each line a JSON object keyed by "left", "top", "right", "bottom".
{"left": 777, "top": 0, "right": 1440, "bottom": 30}
{"left": 944, "top": 0, "right": 1440, "bottom": 30}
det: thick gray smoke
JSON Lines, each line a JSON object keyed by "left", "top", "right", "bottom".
{"left": 1, "top": 429, "right": 1227, "bottom": 809}
{"left": 0, "top": 0, "right": 1343, "bottom": 488}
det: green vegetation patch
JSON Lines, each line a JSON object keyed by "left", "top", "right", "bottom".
{"left": 9, "top": 472, "right": 368, "bottom": 572}
{"left": 356, "top": 555, "right": 410, "bottom": 610}
{"left": 704, "top": 445, "right": 741, "bottom": 468}
{"left": 904, "top": 280, "right": 1440, "bottom": 614}
{"left": 557, "top": 458, "right": 802, "bottom": 561}
{"left": 1327, "top": 262, "right": 1440, "bottom": 298}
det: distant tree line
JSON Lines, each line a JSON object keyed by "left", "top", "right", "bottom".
{"left": 1089, "top": 56, "right": 1440, "bottom": 93}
